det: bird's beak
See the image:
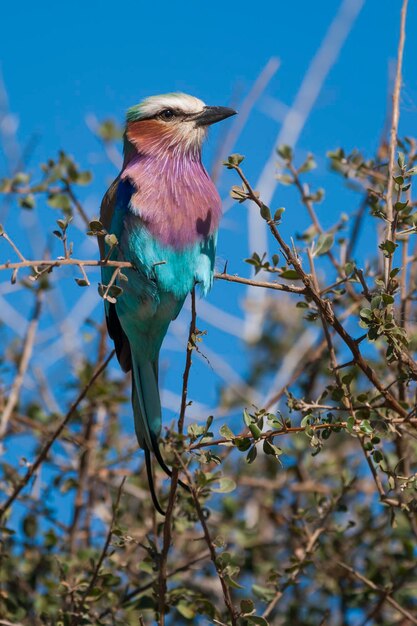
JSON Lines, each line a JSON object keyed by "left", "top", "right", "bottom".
{"left": 194, "top": 106, "right": 237, "bottom": 127}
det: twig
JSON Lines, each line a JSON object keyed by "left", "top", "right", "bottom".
{"left": 0, "top": 350, "right": 115, "bottom": 519}
{"left": 71, "top": 477, "right": 126, "bottom": 626}
{"left": 338, "top": 561, "right": 417, "bottom": 625}
{"left": 1, "top": 230, "right": 26, "bottom": 262}
{"left": 178, "top": 287, "right": 197, "bottom": 436}
{"left": 0, "top": 258, "right": 133, "bottom": 272}
{"left": 384, "top": 0, "right": 409, "bottom": 286}
{"left": 157, "top": 288, "right": 197, "bottom": 626}
{"left": 230, "top": 163, "right": 408, "bottom": 418}
{"left": 214, "top": 271, "right": 305, "bottom": 294}
{"left": 0, "top": 290, "right": 42, "bottom": 440}
{"left": 64, "top": 183, "right": 90, "bottom": 227}
{"left": 175, "top": 453, "right": 238, "bottom": 625}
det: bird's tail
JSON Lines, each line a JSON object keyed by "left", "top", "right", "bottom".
{"left": 131, "top": 354, "right": 189, "bottom": 516}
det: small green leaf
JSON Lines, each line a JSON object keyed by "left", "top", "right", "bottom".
{"left": 18, "top": 194, "right": 36, "bottom": 210}
{"left": 240, "top": 599, "right": 255, "bottom": 615}
{"left": 176, "top": 602, "right": 195, "bottom": 619}
{"left": 246, "top": 617, "right": 269, "bottom": 626}
{"left": 75, "top": 171, "right": 92, "bottom": 185}
{"left": 228, "top": 153, "right": 245, "bottom": 166}
{"left": 47, "top": 193, "right": 71, "bottom": 211}
{"left": 260, "top": 203, "right": 271, "bottom": 221}
{"left": 246, "top": 445, "right": 257, "bottom": 464}
{"left": 298, "top": 154, "right": 316, "bottom": 174}
{"left": 277, "top": 144, "right": 293, "bottom": 161}
{"left": 274, "top": 207, "right": 285, "bottom": 221}
{"left": 219, "top": 425, "right": 235, "bottom": 440}
{"left": 212, "top": 477, "right": 236, "bottom": 493}
{"left": 280, "top": 269, "right": 301, "bottom": 280}
{"left": 315, "top": 233, "right": 334, "bottom": 256}
{"left": 379, "top": 240, "right": 398, "bottom": 258}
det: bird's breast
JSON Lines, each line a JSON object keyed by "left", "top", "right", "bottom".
{"left": 122, "top": 154, "right": 222, "bottom": 249}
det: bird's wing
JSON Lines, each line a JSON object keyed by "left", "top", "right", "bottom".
{"left": 99, "top": 176, "right": 132, "bottom": 372}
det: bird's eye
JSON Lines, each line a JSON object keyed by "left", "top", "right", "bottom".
{"left": 160, "top": 109, "right": 175, "bottom": 120}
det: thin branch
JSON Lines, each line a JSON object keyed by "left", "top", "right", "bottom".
{"left": 71, "top": 477, "right": 126, "bottom": 626}
{"left": 0, "top": 350, "right": 115, "bottom": 520}
{"left": 230, "top": 163, "right": 408, "bottom": 418}
{"left": 338, "top": 561, "right": 417, "bottom": 625}
{"left": 0, "top": 257, "right": 133, "bottom": 272}
{"left": 384, "top": 0, "right": 409, "bottom": 286}
{"left": 175, "top": 453, "right": 238, "bottom": 625}
{"left": 178, "top": 287, "right": 197, "bottom": 436}
{"left": 0, "top": 290, "right": 42, "bottom": 440}
{"left": 214, "top": 271, "right": 306, "bottom": 294}
{"left": 158, "top": 288, "right": 197, "bottom": 626}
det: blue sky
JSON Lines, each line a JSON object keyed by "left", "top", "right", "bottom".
{"left": 1, "top": 0, "right": 417, "bottom": 439}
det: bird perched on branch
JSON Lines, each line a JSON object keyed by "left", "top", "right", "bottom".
{"left": 99, "top": 93, "right": 236, "bottom": 513}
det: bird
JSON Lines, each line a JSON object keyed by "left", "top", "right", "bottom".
{"left": 99, "top": 93, "right": 236, "bottom": 514}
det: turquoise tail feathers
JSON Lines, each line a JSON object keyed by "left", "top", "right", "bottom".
{"left": 131, "top": 354, "right": 166, "bottom": 515}
{"left": 131, "top": 354, "right": 162, "bottom": 452}
{"left": 131, "top": 351, "right": 190, "bottom": 514}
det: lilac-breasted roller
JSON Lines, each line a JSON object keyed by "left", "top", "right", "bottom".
{"left": 99, "top": 93, "right": 236, "bottom": 513}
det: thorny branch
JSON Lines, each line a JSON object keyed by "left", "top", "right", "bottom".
{"left": 229, "top": 162, "right": 408, "bottom": 417}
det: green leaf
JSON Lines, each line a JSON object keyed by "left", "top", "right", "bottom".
{"left": 211, "top": 477, "right": 236, "bottom": 493}
{"left": 359, "top": 420, "right": 373, "bottom": 435}
{"left": 373, "top": 449, "right": 383, "bottom": 464}
{"left": 277, "top": 144, "right": 293, "bottom": 161}
{"left": 379, "top": 240, "right": 398, "bottom": 258}
{"left": 75, "top": 171, "right": 92, "bottom": 185}
{"left": 298, "top": 154, "right": 316, "bottom": 174}
{"left": 74, "top": 278, "right": 89, "bottom": 287}
{"left": 315, "top": 233, "right": 334, "bottom": 256}
{"left": 176, "top": 602, "right": 195, "bottom": 619}
{"left": 18, "top": 194, "right": 36, "bottom": 210}
{"left": 359, "top": 308, "right": 372, "bottom": 321}
{"left": 274, "top": 207, "right": 285, "bottom": 221}
{"left": 252, "top": 584, "right": 276, "bottom": 601}
{"left": 397, "top": 152, "right": 405, "bottom": 169}
{"left": 394, "top": 200, "right": 409, "bottom": 212}
{"left": 246, "top": 617, "right": 269, "bottom": 625}
{"left": 246, "top": 445, "right": 257, "bottom": 464}
{"left": 228, "top": 153, "right": 245, "bottom": 166}
{"left": 240, "top": 599, "right": 255, "bottom": 615}
{"left": 275, "top": 173, "right": 293, "bottom": 185}
{"left": 346, "top": 416, "right": 356, "bottom": 433}
{"left": 260, "top": 203, "right": 271, "bottom": 221}
{"left": 219, "top": 425, "right": 235, "bottom": 440}
{"left": 280, "top": 269, "right": 301, "bottom": 280}
{"left": 224, "top": 575, "right": 244, "bottom": 589}
{"left": 263, "top": 439, "right": 282, "bottom": 459}
{"left": 47, "top": 193, "right": 71, "bottom": 211}
{"left": 230, "top": 184, "right": 248, "bottom": 202}
{"left": 89, "top": 219, "right": 104, "bottom": 233}
{"left": 235, "top": 438, "right": 251, "bottom": 452}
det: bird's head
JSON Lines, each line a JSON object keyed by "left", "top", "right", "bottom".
{"left": 124, "top": 93, "right": 236, "bottom": 160}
